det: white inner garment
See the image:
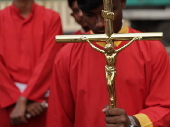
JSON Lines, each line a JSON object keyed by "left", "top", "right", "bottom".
{"left": 14, "top": 82, "right": 49, "bottom": 97}
{"left": 15, "top": 82, "right": 27, "bottom": 93}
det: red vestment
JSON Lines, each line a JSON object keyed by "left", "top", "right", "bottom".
{"left": 0, "top": 2, "right": 63, "bottom": 127}
{"left": 47, "top": 28, "right": 170, "bottom": 127}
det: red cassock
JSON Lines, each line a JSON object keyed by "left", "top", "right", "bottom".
{"left": 0, "top": 2, "right": 63, "bottom": 127}
{"left": 47, "top": 28, "right": 170, "bottom": 127}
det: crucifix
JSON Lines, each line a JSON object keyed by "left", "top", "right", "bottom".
{"left": 56, "top": 0, "right": 162, "bottom": 108}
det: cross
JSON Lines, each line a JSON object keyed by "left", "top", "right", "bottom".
{"left": 55, "top": 0, "right": 162, "bottom": 108}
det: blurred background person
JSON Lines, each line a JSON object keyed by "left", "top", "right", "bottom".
{"left": 68, "top": 0, "right": 90, "bottom": 34}
{"left": 0, "top": 0, "right": 63, "bottom": 126}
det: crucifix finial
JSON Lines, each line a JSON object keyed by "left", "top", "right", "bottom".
{"left": 102, "top": 0, "right": 114, "bottom": 38}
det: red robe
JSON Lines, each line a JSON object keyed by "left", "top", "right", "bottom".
{"left": 0, "top": 2, "right": 63, "bottom": 127}
{"left": 47, "top": 28, "right": 170, "bottom": 127}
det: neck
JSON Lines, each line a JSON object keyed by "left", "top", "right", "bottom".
{"left": 13, "top": 0, "right": 34, "bottom": 18}
{"left": 82, "top": 26, "right": 90, "bottom": 32}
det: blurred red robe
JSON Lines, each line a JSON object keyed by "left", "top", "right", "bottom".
{"left": 0, "top": 2, "right": 63, "bottom": 127}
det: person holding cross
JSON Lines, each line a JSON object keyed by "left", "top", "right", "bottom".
{"left": 0, "top": 0, "right": 63, "bottom": 126}
{"left": 46, "top": 0, "right": 170, "bottom": 127}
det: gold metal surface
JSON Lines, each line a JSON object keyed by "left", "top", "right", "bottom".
{"left": 56, "top": 33, "right": 162, "bottom": 43}
{"left": 102, "top": 10, "right": 114, "bottom": 20}
{"left": 55, "top": 0, "right": 163, "bottom": 109}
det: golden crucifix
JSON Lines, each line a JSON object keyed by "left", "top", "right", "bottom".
{"left": 56, "top": 0, "right": 162, "bottom": 108}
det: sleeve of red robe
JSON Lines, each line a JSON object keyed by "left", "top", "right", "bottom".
{"left": 0, "top": 55, "right": 21, "bottom": 108}
{"left": 22, "top": 12, "right": 64, "bottom": 102}
{"left": 0, "top": 11, "right": 21, "bottom": 108}
{"left": 46, "top": 45, "right": 75, "bottom": 127}
{"left": 134, "top": 42, "right": 170, "bottom": 127}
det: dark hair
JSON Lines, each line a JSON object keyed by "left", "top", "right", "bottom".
{"left": 68, "top": 0, "right": 76, "bottom": 7}
{"left": 77, "top": 0, "right": 103, "bottom": 11}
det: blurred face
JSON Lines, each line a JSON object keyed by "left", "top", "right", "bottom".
{"left": 70, "top": 1, "right": 89, "bottom": 29}
{"left": 82, "top": 0, "right": 126, "bottom": 34}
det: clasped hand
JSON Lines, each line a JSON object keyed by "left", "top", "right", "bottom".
{"left": 10, "top": 97, "right": 47, "bottom": 125}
